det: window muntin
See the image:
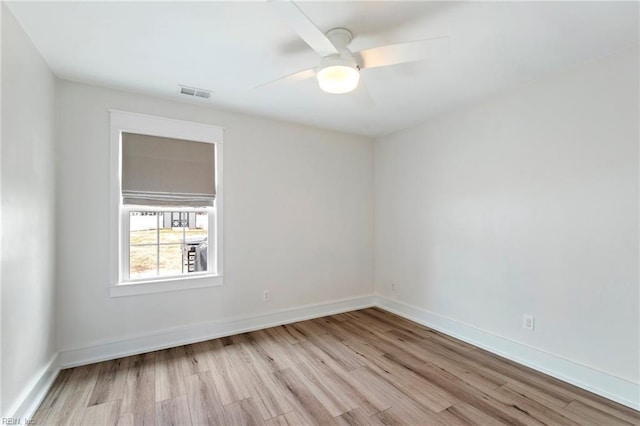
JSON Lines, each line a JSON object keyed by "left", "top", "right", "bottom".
{"left": 126, "top": 210, "right": 210, "bottom": 281}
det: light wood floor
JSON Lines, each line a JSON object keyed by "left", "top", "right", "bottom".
{"left": 34, "top": 308, "right": 639, "bottom": 425}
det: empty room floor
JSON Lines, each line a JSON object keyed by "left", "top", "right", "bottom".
{"left": 33, "top": 308, "right": 638, "bottom": 425}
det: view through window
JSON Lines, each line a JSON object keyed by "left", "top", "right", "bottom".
{"left": 129, "top": 210, "right": 209, "bottom": 279}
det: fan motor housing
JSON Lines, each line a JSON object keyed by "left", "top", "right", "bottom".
{"left": 326, "top": 28, "right": 353, "bottom": 50}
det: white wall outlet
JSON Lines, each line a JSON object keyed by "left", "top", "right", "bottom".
{"left": 263, "top": 290, "right": 271, "bottom": 301}
{"left": 391, "top": 282, "right": 396, "bottom": 292}
{"left": 523, "top": 314, "right": 535, "bottom": 331}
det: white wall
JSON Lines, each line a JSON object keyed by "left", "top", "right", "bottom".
{"left": 1, "top": 4, "right": 57, "bottom": 416}
{"left": 56, "top": 81, "right": 374, "bottom": 351}
{"left": 375, "top": 49, "right": 639, "bottom": 384}
{"left": 4, "top": 1, "right": 636, "bottom": 411}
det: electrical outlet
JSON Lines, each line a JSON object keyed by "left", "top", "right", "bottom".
{"left": 523, "top": 314, "right": 535, "bottom": 331}
{"left": 391, "top": 282, "right": 396, "bottom": 293}
{"left": 263, "top": 290, "right": 271, "bottom": 301}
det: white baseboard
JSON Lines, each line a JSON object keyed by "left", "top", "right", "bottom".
{"left": 11, "top": 295, "right": 373, "bottom": 419}
{"left": 5, "top": 353, "right": 60, "bottom": 421}
{"left": 374, "top": 295, "right": 640, "bottom": 410}
{"left": 12, "top": 294, "right": 638, "bottom": 420}
{"left": 58, "top": 295, "right": 376, "bottom": 368}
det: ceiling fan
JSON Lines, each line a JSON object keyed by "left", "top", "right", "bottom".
{"left": 258, "top": 0, "right": 451, "bottom": 102}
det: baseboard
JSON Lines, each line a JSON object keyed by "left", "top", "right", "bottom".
{"left": 12, "top": 294, "right": 638, "bottom": 419}
{"left": 58, "top": 295, "right": 376, "bottom": 368}
{"left": 5, "top": 353, "right": 60, "bottom": 421}
{"left": 374, "top": 295, "right": 640, "bottom": 410}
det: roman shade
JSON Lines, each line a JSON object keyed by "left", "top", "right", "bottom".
{"left": 121, "top": 132, "right": 216, "bottom": 207}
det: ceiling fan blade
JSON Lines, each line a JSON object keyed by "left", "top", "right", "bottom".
{"left": 272, "top": 0, "right": 339, "bottom": 57}
{"left": 351, "top": 80, "right": 375, "bottom": 108}
{"left": 356, "top": 36, "right": 450, "bottom": 69}
{"left": 254, "top": 67, "right": 316, "bottom": 89}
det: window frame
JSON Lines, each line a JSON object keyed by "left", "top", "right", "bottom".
{"left": 109, "top": 110, "right": 224, "bottom": 297}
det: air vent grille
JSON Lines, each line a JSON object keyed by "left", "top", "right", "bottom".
{"left": 178, "top": 85, "right": 212, "bottom": 100}
{"left": 180, "top": 87, "right": 195, "bottom": 96}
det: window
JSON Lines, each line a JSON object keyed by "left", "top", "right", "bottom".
{"left": 126, "top": 210, "right": 210, "bottom": 280}
{"left": 110, "top": 111, "right": 223, "bottom": 297}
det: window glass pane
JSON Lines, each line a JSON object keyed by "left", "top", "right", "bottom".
{"left": 130, "top": 245, "right": 157, "bottom": 279}
{"left": 187, "top": 212, "right": 208, "bottom": 241}
{"left": 129, "top": 211, "right": 158, "bottom": 245}
{"left": 159, "top": 227, "right": 185, "bottom": 244}
{"left": 159, "top": 244, "right": 184, "bottom": 276}
{"left": 127, "top": 210, "right": 209, "bottom": 281}
{"left": 183, "top": 239, "right": 208, "bottom": 273}
{"left": 184, "top": 212, "right": 208, "bottom": 273}
{"left": 159, "top": 211, "right": 208, "bottom": 244}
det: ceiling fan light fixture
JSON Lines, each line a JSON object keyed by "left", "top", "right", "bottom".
{"left": 317, "top": 58, "right": 360, "bottom": 94}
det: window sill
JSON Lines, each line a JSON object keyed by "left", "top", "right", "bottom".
{"left": 110, "top": 274, "right": 223, "bottom": 297}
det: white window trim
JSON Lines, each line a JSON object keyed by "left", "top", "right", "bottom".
{"left": 109, "top": 110, "right": 224, "bottom": 297}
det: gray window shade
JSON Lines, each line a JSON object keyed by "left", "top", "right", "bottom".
{"left": 121, "top": 132, "right": 216, "bottom": 207}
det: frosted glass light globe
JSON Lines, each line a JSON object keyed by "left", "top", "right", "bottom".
{"left": 317, "top": 64, "right": 360, "bottom": 94}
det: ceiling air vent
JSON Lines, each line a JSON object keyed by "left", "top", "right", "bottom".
{"left": 178, "top": 85, "right": 212, "bottom": 100}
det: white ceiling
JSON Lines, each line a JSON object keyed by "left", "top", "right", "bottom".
{"left": 7, "top": 1, "right": 639, "bottom": 137}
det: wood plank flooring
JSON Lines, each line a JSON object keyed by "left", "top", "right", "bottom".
{"left": 33, "top": 308, "right": 639, "bottom": 425}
